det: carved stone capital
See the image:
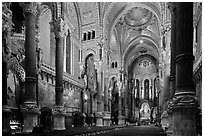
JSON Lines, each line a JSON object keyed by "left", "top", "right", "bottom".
{"left": 167, "top": 2, "right": 176, "bottom": 13}
{"left": 21, "top": 103, "right": 40, "bottom": 114}
{"left": 95, "top": 112, "right": 104, "bottom": 118}
{"left": 20, "top": 2, "right": 38, "bottom": 16}
{"left": 53, "top": 106, "right": 66, "bottom": 116}
{"left": 172, "top": 94, "right": 198, "bottom": 109}
{"left": 52, "top": 18, "right": 68, "bottom": 38}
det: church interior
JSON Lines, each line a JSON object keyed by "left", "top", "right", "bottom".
{"left": 2, "top": 2, "right": 202, "bottom": 136}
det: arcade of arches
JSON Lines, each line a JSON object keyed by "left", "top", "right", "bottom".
{"left": 2, "top": 2, "right": 202, "bottom": 136}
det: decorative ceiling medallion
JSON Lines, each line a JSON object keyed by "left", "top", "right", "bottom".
{"left": 124, "top": 7, "right": 152, "bottom": 27}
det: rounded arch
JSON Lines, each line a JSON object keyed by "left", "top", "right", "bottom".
{"left": 144, "top": 79, "right": 150, "bottom": 100}
{"left": 73, "top": 2, "right": 82, "bottom": 42}
{"left": 128, "top": 54, "right": 159, "bottom": 77}
{"left": 108, "top": 75, "right": 118, "bottom": 86}
{"left": 83, "top": 49, "right": 96, "bottom": 64}
{"left": 40, "top": 2, "right": 58, "bottom": 20}
{"left": 139, "top": 100, "right": 152, "bottom": 108}
{"left": 123, "top": 35, "right": 160, "bottom": 63}
{"left": 38, "top": 5, "right": 52, "bottom": 66}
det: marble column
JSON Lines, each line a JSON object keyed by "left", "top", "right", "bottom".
{"left": 52, "top": 18, "right": 66, "bottom": 130}
{"left": 20, "top": 3, "right": 40, "bottom": 133}
{"left": 2, "top": 3, "right": 12, "bottom": 134}
{"left": 171, "top": 3, "right": 198, "bottom": 136}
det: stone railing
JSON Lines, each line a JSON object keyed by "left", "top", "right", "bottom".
{"left": 40, "top": 63, "right": 84, "bottom": 89}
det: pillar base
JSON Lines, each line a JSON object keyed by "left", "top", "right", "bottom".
{"left": 172, "top": 94, "right": 198, "bottom": 136}
{"left": 21, "top": 104, "right": 40, "bottom": 133}
{"left": 96, "top": 112, "right": 103, "bottom": 126}
{"left": 65, "top": 113, "right": 72, "bottom": 128}
{"left": 2, "top": 105, "right": 12, "bottom": 135}
{"left": 52, "top": 107, "right": 65, "bottom": 130}
{"left": 118, "top": 115, "right": 125, "bottom": 125}
{"left": 103, "top": 112, "right": 111, "bottom": 126}
{"left": 166, "top": 101, "right": 173, "bottom": 136}
{"left": 166, "top": 113, "right": 173, "bottom": 136}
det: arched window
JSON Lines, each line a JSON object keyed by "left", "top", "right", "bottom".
{"left": 144, "top": 79, "right": 149, "bottom": 100}
{"left": 154, "top": 77, "right": 157, "bottom": 98}
{"left": 136, "top": 79, "right": 140, "bottom": 100}
{"left": 115, "top": 62, "right": 117, "bottom": 68}
{"left": 83, "top": 33, "right": 87, "bottom": 41}
{"left": 39, "top": 6, "right": 52, "bottom": 66}
{"left": 88, "top": 32, "right": 91, "bottom": 40}
{"left": 66, "top": 30, "right": 71, "bottom": 74}
{"left": 111, "top": 62, "right": 114, "bottom": 68}
{"left": 92, "top": 30, "right": 95, "bottom": 39}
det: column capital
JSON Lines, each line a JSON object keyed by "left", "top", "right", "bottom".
{"left": 20, "top": 2, "right": 38, "bottom": 16}
{"left": 52, "top": 18, "right": 69, "bottom": 38}
{"left": 53, "top": 106, "right": 66, "bottom": 115}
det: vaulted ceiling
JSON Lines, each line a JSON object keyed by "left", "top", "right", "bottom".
{"left": 104, "top": 2, "right": 163, "bottom": 72}
{"left": 74, "top": 2, "right": 169, "bottom": 72}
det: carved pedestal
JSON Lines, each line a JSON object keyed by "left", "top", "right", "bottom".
{"left": 118, "top": 115, "right": 125, "bottom": 125}
{"left": 172, "top": 95, "right": 198, "bottom": 136}
{"left": 166, "top": 113, "right": 173, "bottom": 136}
{"left": 21, "top": 104, "right": 40, "bottom": 133}
{"left": 96, "top": 112, "right": 103, "bottom": 126}
{"left": 103, "top": 112, "right": 111, "bottom": 126}
{"left": 53, "top": 106, "right": 65, "bottom": 130}
{"left": 2, "top": 105, "right": 12, "bottom": 135}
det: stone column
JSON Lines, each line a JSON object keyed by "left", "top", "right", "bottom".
{"left": 128, "top": 78, "right": 134, "bottom": 120}
{"left": 63, "top": 35, "right": 66, "bottom": 72}
{"left": 52, "top": 18, "right": 66, "bottom": 130}
{"left": 166, "top": 3, "right": 177, "bottom": 135}
{"left": 168, "top": 2, "right": 176, "bottom": 100}
{"left": 20, "top": 3, "right": 40, "bottom": 133}
{"left": 96, "top": 62, "right": 104, "bottom": 126}
{"left": 118, "top": 75, "right": 124, "bottom": 125}
{"left": 124, "top": 75, "right": 129, "bottom": 121}
{"left": 104, "top": 78, "right": 108, "bottom": 111}
{"left": 2, "top": 3, "right": 12, "bottom": 134}
{"left": 171, "top": 3, "right": 198, "bottom": 136}
{"left": 103, "top": 80, "right": 111, "bottom": 126}
{"left": 132, "top": 79, "right": 135, "bottom": 117}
